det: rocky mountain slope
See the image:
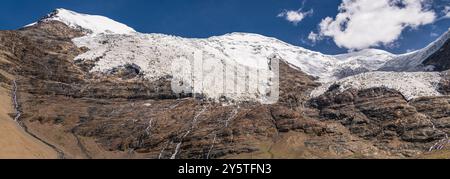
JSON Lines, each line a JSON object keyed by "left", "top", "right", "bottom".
{"left": 0, "top": 78, "right": 57, "bottom": 159}
{"left": 0, "top": 8, "right": 448, "bottom": 159}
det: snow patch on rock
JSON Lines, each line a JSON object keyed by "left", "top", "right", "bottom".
{"left": 311, "top": 72, "right": 442, "bottom": 100}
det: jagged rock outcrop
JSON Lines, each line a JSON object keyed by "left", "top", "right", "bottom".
{"left": 309, "top": 87, "right": 449, "bottom": 156}
{"left": 439, "top": 70, "right": 450, "bottom": 95}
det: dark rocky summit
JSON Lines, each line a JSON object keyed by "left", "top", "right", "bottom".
{"left": 0, "top": 21, "right": 448, "bottom": 159}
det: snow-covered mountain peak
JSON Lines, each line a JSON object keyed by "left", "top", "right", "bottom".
{"left": 28, "top": 8, "right": 136, "bottom": 35}
{"left": 211, "top": 32, "right": 321, "bottom": 53}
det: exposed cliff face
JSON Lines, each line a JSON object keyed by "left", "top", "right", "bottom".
{"left": 1, "top": 18, "right": 449, "bottom": 159}
{"left": 439, "top": 70, "right": 450, "bottom": 95}
{"left": 309, "top": 87, "right": 450, "bottom": 156}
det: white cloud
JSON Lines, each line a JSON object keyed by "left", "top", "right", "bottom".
{"left": 430, "top": 32, "right": 439, "bottom": 37}
{"left": 317, "top": 0, "right": 436, "bottom": 50}
{"left": 278, "top": 9, "right": 313, "bottom": 25}
{"left": 308, "top": 31, "right": 321, "bottom": 43}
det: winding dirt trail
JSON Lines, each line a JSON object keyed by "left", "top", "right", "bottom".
{"left": 0, "top": 84, "right": 57, "bottom": 159}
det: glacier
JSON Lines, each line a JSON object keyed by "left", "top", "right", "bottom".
{"left": 27, "top": 8, "right": 450, "bottom": 102}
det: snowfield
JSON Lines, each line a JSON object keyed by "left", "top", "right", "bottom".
{"left": 29, "top": 8, "right": 450, "bottom": 102}
{"left": 73, "top": 33, "right": 278, "bottom": 103}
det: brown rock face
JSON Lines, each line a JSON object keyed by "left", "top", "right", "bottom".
{"left": 309, "top": 87, "right": 449, "bottom": 156}
{"left": 0, "top": 21, "right": 448, "bottom": 159}
{"left": 411, "top": 97, "right": 450, "bottom": 134}
{"left": 439, "top": 70, "right": 450, "bottom": 95}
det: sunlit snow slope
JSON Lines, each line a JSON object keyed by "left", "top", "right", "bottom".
{"left": 27, "top": 8, "right": 136, "bottom": 35}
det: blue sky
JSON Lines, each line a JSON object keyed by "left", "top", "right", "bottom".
{"left": 0, "top": 0, "right": 450, "bottom": 54}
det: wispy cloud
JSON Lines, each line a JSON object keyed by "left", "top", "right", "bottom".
{"left": 307, "top": 31, "right": 321, "bottom": 43}
{"left": 277, "top": 9, "right": 313, "bottom": 25}
{"left": 443, "top": 6, "right": 450, "bottom": 18}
